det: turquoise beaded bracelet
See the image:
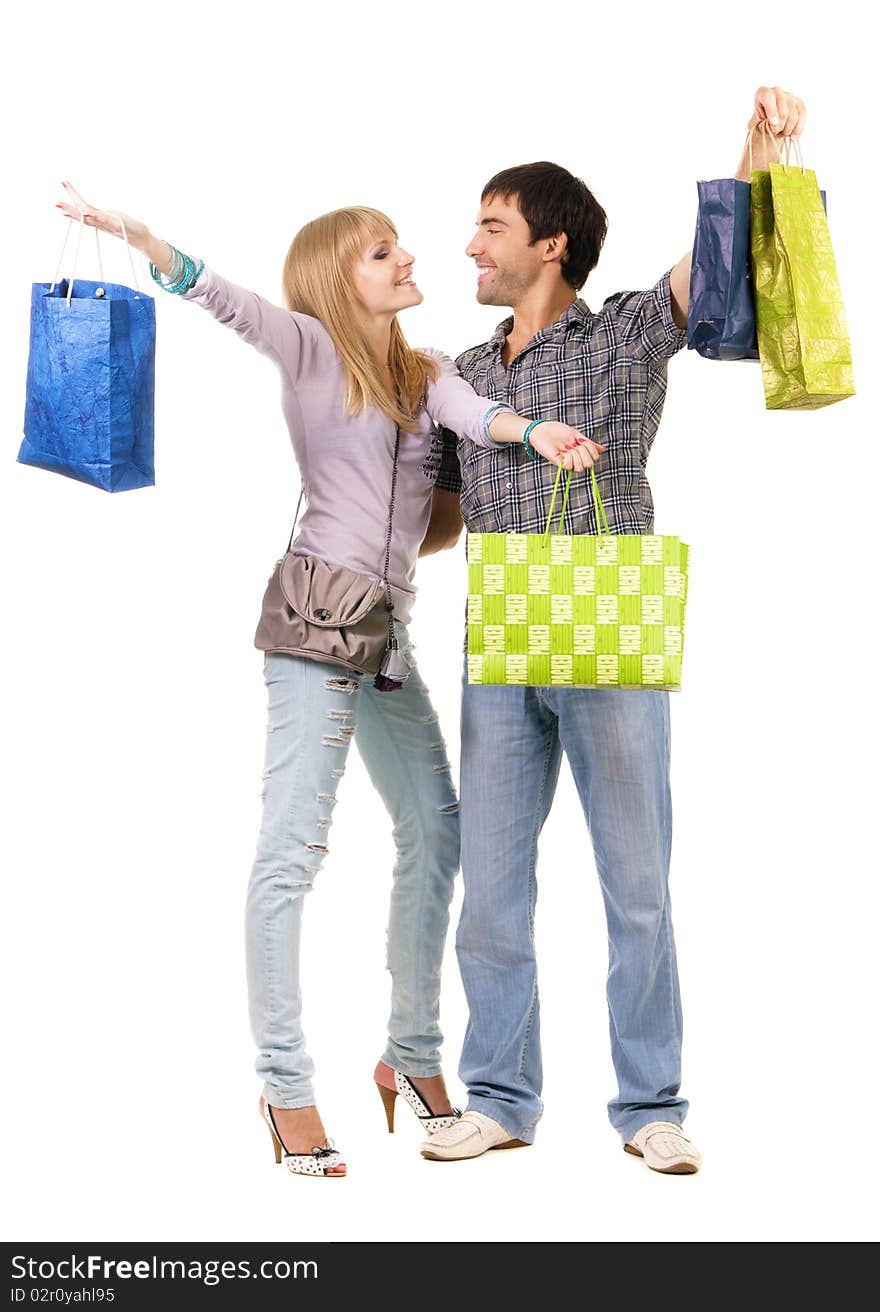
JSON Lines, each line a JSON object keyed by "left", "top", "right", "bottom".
{"left": 521, "top": 418, "right": 549, "bottom": 461}
{"left": 149, "top": 242, "right": 204, "bottom": 295}
{"left": 150, "top": 243, "right": 199, "bottom": 292}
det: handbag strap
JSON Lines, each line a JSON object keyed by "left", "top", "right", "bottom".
{"left": 286, "top": 486, "right": 306, "bottom": 552}
{"left": 541, "top": 464, "right": 609, "bottom": 546}
{"left": 381, "top": 428, "right": 403, "bottom": 643}
{"left": 285, "top": 426, "right": 403, "bottom": 631}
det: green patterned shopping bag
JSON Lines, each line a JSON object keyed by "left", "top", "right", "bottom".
{"left": 467, "top": 466, "right": 690, "bottom": 689}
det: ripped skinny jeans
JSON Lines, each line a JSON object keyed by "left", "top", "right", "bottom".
{"left": 246, "top": 625, "right": 460, "bottom": 1109}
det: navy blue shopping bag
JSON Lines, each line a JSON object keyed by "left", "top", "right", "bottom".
{"left": 687, "top": 177, "right": 759, "bottom": 361}
{"left": 19, "top": 222, "right": 156, "bottom": 492}
{"left": 687, "top": 144, "right": 827, "bottom": 362}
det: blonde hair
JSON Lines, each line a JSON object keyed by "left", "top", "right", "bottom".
{"left": 282, "top": 206, "right": 438, "bottom": 433}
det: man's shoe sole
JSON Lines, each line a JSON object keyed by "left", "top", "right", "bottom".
{"left": 623, "top": 1143, "right": 699, "bottom": 1174}
{"left": 421, "top": 1138, "right": 529, "bottom": 1161}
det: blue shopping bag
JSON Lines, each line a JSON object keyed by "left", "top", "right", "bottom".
{"left": 687, "top": 177, "right": 758, "bottom": 361}
{"left": 18, "top": 219, "right": 155, "bottom": 492}
{"left": 687, "top": 126, "right": 826, "bottom": 362}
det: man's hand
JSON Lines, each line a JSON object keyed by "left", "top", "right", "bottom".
{"left": 737, "top": 85, "right": 808, "bottom": 179}
{"left": 669, "top": 85, "right": 809, "bottom": 327}
{"left": 748, "top": 85, "right": 807, "bottom": 140}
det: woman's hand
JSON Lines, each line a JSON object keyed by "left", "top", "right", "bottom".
{"left": 529, "top": 422, "right": 606, "bottom": 472}
{"left": 55, "top": 180, "right": 150, "bottom": 247}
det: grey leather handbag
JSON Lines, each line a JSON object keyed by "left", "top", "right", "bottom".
{"left": 254, "top": 430, "right": 410, "bottom": 688}
{"left": 254, "top": 552, "right": 391, "bottom": 674}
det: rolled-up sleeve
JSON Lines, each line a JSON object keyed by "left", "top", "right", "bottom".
{"left": 181, "top": 265, "right": 328, "bottom": 385}
{"left": 601, "top": 268, "right": 687, "bottom": 363}
{"left": 422, "top": 348, "right": 513, "bottom": 447}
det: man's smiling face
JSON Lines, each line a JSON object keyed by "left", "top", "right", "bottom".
{"left": 465, "top": 194, "right": 546, "bottom": 308}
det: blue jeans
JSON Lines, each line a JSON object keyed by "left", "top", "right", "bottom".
{"left": 246, "top": 626, "right": 459, "bottom": 1109}
{"left": 456, "top": 650, "right": 687, "bottom": 1144}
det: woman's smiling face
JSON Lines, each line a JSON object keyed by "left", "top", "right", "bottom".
{"left": 351, "top": 228, "right": 423, "bottom": 317}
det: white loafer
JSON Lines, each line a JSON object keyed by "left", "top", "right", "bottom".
{"left": 624, "top": 1121, "right": 701, "bottom": 1175}
{"left": 420, "top": 1110, "right": 528, "bottom": 1161}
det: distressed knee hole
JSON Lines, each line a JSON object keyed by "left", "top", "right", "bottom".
{"left": 267, "top": 864, "right": 316, "bottom": 894}
{"left": 430, "top": 739, "right": 446, "bottom": 752}
{"left": 306, "top": 843, "right": 329, "bottom": 855}
{"left": 331, "top": 769, "right": 345, "bottom": 780}
{"left": 316, "top": 793, "right": 336, "bottom": 806}
{"left": 321, "top": 736, "right": 346, "bottom": 747}
{"left": 417, "top": 712, "right": 440, "bottom": 725}
{"left": 324, "top": 677, "right": 359, "bottom": 694}
{"left": 326, "top": 709, "right": 352, "bottom": 721}
{"left": 438, "top": 802, "right": 459, "bottom": 814}
{"left": 339, "top": 726, "right": 355, "bottom": 737}
{"left": 432, "top": 762, "right": 452, "bottom": 774}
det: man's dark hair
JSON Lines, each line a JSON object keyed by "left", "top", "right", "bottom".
{"left": 482, "top": 161, "right": 608, "bottom": 291}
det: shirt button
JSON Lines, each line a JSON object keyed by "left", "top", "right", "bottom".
{"left": 506, "top": 481, "right": 512, "bottom": 489}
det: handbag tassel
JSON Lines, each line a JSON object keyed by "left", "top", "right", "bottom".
{"left": 374, "top": 635, "right": 410, "bottom": 692}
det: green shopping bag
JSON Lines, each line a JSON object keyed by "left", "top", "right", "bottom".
{"left": 751, "top": 140, "right": 854, "bottom": 410}
{"left": 467, "top": 466, "right": 690, "bottom": 690}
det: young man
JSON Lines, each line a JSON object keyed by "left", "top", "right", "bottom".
{"left": 422, "top": 86, "right": 806, "bottom": 1174}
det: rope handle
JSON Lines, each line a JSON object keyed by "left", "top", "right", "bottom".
{"left": 50, "top": 209, "right": 142, "bottom": 308}
{"left": 540, "top": 463, "right": 609, "bottom": 546}
{"left": 780, "top": 134, "right": 807, "bottom": 177}
{"left": 741, "top": 119, "right": 807, "bottom": 178}
{"left": 741, "top": 118, "right": 783, "bottom": 175}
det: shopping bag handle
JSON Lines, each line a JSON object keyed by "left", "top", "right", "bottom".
{"left": 742, "top": 119, "right": 783, "bottom": 174}
{"left": 50, "top": 209, "right": 141, "bottom": 309}
{"left": 779, "top": 135, "right": 807, "bottom": 176}
{"left": 541, "top": 463, "right": 610, "bottom": 546}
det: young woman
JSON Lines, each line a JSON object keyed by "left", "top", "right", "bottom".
{"left": 56, "top": 181, "right": 605, "bottom": 1177}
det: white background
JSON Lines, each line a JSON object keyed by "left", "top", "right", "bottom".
{"left": 1, "top": 0, "right": 876, "bottom": 1245}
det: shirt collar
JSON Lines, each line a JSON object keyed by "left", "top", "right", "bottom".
{"left": 486, "top": 298, "right": 594, "bottom": 354}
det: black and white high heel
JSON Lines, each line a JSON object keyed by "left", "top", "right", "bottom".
{"left": 374, "top": 1061, "right": 461, "bottom": 1135}
{"left": 261, "top": 1098, "right": 347, "bottom": 1177}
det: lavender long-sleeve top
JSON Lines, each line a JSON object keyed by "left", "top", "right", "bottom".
{"left": 181, "top": 266, "right": 506, "bottom": 624}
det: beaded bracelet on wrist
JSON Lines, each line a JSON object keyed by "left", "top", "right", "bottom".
{"left": 149, "top": 242, "right": 204, "bottom": 295}
{"left": 521, "top": 419, "right": 548, "bottom": 461}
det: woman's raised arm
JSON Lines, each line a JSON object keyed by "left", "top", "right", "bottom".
{"left": 56, "top": 181, "right": 329, "bottom": 384}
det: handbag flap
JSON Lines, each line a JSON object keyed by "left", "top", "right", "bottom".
{"left": 279, "top": 553, "right": 386, "bottom": 627}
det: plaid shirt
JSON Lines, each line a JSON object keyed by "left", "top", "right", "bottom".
{"left": 435, "top": 268, "right": 687, "bottom": 535}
